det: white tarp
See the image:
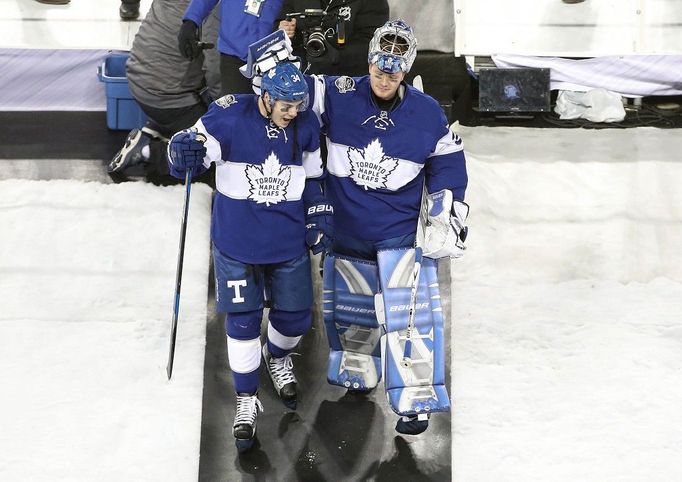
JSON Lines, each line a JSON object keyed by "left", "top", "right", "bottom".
{"left": 493, "top": 54, "right": 682, "bottom": 97}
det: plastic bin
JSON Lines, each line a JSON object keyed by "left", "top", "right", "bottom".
{"left": 98, "top": 52, "right": 147, "bottom": 130}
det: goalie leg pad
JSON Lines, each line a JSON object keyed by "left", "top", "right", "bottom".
{"left": 322, "top": 253, "right": 382, "bottom": 391}
{"left": 377, "top": 248, "right": 450, "bottom": 416}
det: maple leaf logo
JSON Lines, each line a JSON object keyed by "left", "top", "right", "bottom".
{"left": 245, "top": 152, "right": 291, "bottom": 206}
{"left": 347, "top": 139, "right": 399, "bottom": 190}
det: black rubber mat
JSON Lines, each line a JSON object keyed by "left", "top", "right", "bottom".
{"left": 0, "top": 111, "right": 128, "bottom": 160}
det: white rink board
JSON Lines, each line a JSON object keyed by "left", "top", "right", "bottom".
{"left": 454, "top": 0, "right": 682, "bottom": 56}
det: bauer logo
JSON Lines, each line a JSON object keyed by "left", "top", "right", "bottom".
{"left": 389, "top": 302, "right": 429, "bottom": 312}
{"left": 347, "top": 138, "right": 399, "bottom": 190}
{"left": 245, "top": 152, "right": 291, "bottom": 206}
{"left": 336, "top": 304, "right": 375, "bottom": 314}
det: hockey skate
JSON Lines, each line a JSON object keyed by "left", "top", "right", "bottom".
{"left": 262, "top": 344, "right": 298, "bottom": 409}
{"left": 107, "top": 128, "right": 151, "bottom": 175}
{"left": 233, "top": 393, "right": 263, "bottom": 453}
{"left": 395, "top": 413, "right": 429, "bottom": 435}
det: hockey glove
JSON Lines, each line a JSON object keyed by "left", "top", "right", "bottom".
{"left": 178, "top": 20, "right": 201, "bottom": 60}
{"left": 423, "top": 189, "right": 469, "bottom": 259}
{"left": 305, "top": 202, "right": 334, "bottom": 255}
{"left": 168, "top": 129, "right": 207, "bottom": 171}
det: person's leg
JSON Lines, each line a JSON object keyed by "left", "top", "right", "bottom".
{"left": 108, "top": 101, "right": 207, "bottom": 175}
{"left": 219, "top": 54, "right": 254, "bottom": 95}
{"left": 213, "top": 246, "right": 266, "bottom": 453}
{"left": 262, "top": 253, "right": 314, "bottom": 408}
{"left": 119, "top": 0, "right": 140, "bottom": 20}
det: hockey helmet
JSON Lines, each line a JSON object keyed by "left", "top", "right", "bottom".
{"left": 367, "top": 19, "right": 418, "bottom": 74}
{"left": 261, "top": 62, "right": 309, "bottom": 111}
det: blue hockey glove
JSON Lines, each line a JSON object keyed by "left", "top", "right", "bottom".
{"left": 305, "top": 202, "right": 334, "bottom": 254}
{"left": 168, "top": 129, "right": 207, "bottom": 171}
{"left": 178, "top": 20, "right": 200, "bottom": 60}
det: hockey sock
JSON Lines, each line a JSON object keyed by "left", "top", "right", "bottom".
{"left": 267, "top": 309, "right": 311, "bottom": 357}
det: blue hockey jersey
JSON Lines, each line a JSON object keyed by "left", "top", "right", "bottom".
{"left": 170, "top": 93, "right": 323, "bottom": 264}
{"left": 306, "top": 74, "right": 467, "bottom": 242}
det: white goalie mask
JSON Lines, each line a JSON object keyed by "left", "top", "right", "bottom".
{"left": 367, "top": 19, "right": 418, "bottom": 74}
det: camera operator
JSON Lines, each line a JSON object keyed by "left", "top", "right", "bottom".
{"left": 276, "top": 0, "right": 388, "bottom": 76}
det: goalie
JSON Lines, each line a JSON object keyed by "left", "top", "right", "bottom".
{"left": 309, "top": 19, "right": 469, "bottom": 436}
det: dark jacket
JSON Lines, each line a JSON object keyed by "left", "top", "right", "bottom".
{"left": 276, "top": 0, "right": 389, "bottom": 76}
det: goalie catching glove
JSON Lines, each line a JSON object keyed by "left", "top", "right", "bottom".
{"left": 423, "top": 189, "right": 469, "bottom": 259}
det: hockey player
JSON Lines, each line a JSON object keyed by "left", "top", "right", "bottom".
{"left": 167, "top": 62, "right": 332, "bottom": 453}
{"left": 303, "top": 19, "right": 469, "bottom": 435}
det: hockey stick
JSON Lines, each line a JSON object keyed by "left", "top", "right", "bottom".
{"left": 166, "top": 166, "right": 194, "bottom": 380}
{"left": 401, "top": 184, "right": 429, "bottom": 368}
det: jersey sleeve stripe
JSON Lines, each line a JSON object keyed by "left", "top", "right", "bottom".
{"left": 196, "top": 118, "right": 224, "bottom": 166}
{"left": 428, "top": 131, "right": 464, "bottom": 158}
{"left": 303, "top": 148, "right": 323, "bottom": 178}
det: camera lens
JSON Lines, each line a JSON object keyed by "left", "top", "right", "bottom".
{"left": 306, "top": 32, "right": 327, "bottom": 58}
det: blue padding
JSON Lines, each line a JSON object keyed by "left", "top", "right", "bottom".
{"left": 224, "top": 311, "right": 262, "bottom": 340}
{"left": 322, "top": 253, "right": 380, "bottom": 351}
{"left": 377, "top": 248, "right": 450, "bottom": 416}
{"left": 322, "top": 253, "right": 383, "bottom": 389}
{"left": 269, "top": 309, "right": 312, "bottom": 337}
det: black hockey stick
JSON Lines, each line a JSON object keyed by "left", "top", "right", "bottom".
{"left": 166, "top": 166, "right": 195, "bottom": 380}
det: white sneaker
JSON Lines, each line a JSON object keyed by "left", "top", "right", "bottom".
{"left": 233, "top": 393, "right": 263, "bottom": 453}
{"left": 262, "top": 344, "right": 298, "bottom": 409}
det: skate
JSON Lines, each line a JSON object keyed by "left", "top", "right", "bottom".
{"left": 395, "top": 414, "right": 429, "bottom": 435}
{"left": 107, "top": 128, "right": 151, "bottom": 175}
{"left": 262, "top": 344, "right": 297, "bottom": 409}
{"left": 233, "top": 393, "right": 263, "bottom": 454}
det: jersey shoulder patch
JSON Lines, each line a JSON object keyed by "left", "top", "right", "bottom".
{"left": 334, "top": 76, "right": 356, "bottom": 94}
{"left": 215, "top": 94, "right": 238, "bottom": 109}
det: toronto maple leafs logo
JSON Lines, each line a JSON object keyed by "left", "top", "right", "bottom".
{"left": 215, "top": 94, "right": 237, "bottom": 108}
{"left": 347, "top": 139, "right": 399, "bottom": 190}
{"left": 245, "top": 152, "right": 291, "bottom": 206}
{"left": 335, "top": 76, "right": 356, "bottom": 94}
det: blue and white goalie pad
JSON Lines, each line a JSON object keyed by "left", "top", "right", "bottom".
{"left": 376, "top": 248, "right": 450, "bottom": 417}
{"left": 323, "top": 253, "right": 382, "bottom": 391}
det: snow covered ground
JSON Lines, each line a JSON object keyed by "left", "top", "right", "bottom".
{"left": 451, "top": 126, "right": 682, "bottom": 482}
{"left": 0, "top": 181, "right": 213, "bottom": 481}
{"left": 0, "top": 127, "right": 681, "bottom": 481}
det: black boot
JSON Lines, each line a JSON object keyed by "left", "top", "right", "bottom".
{"left": 119, "top": 1, "right": 140, "bottom": 20}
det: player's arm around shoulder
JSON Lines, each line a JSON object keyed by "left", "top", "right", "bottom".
{"left": 304, "top": 73, "right": 333, "bottom": 126}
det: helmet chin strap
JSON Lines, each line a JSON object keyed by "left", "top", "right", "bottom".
{"left": 259, "top": 94, "right": 274, "bottom": 120}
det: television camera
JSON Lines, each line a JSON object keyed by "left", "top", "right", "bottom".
{"left": 285, "top": 9, "right": 345, "bottom": 59}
